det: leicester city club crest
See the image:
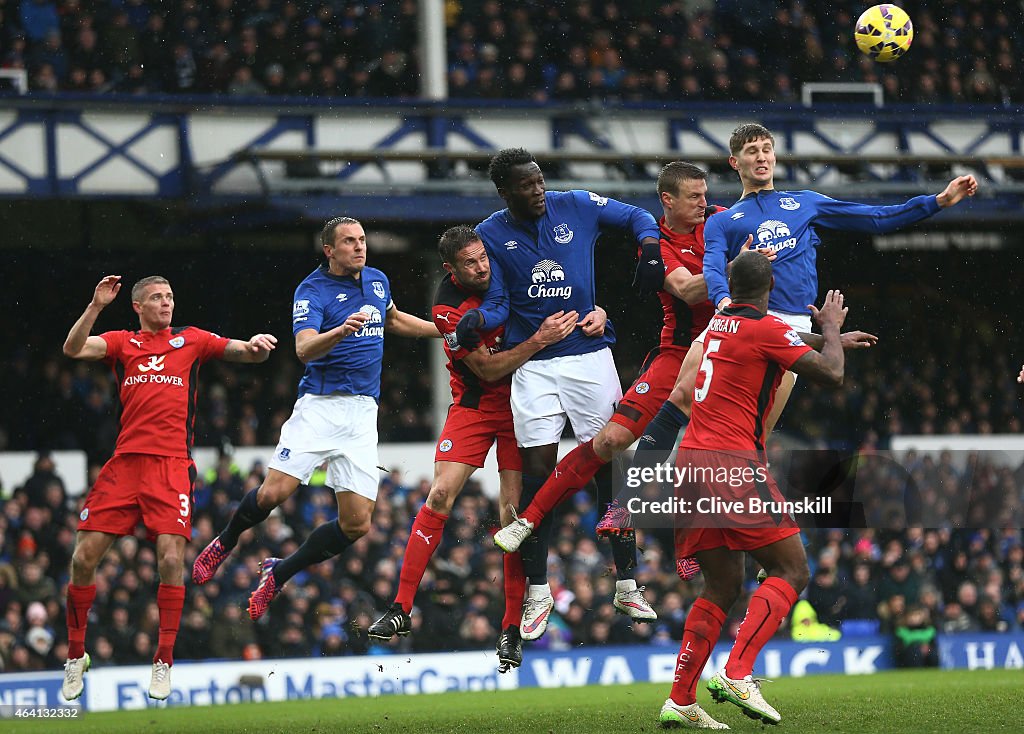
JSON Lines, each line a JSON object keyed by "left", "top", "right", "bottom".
{"left": 779, "top": 197, "right": 800, "bottom": 211}
{"left": 169, "top": 336, "right": 185, "bottom": 348}
{"left": 553, "top": 223, "right": 574, "bottom": 244}
{"left": 372, "top": 281, "right": 386, "bottom": 299}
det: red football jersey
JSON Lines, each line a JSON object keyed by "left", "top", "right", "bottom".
{"left": 101, "top": 326, "right": 229, "bottom": 458}
{"left": 682, "top": 305, "right": 812, "bottom": 452}
{"left": 432, "top": 275, "right": 511, "bottom": 412}
{"left": 656, "top": 209, "right": 723, "bottom": 348}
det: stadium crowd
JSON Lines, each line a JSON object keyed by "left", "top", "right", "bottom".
{"left": 1, "top": 0, "right": 1021, "bottom": 104}
{"left": 1, "top": 440, "right": 1023, "bottom": 672}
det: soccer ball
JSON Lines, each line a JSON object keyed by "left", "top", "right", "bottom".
{"left": 854, "top": 4, "right": 914, "bottom": 62}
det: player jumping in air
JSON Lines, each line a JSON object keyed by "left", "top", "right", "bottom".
{"left": 455, "top": 148, "right": 660, "bottom": 639}
{"left": 61, "top": 275, "right": 276, "bottom": 701}
{"left": 368, "top": 225, "right": 590, "bottom": 672}
{"left": 192, "top": 217, "right": 438, "bottom": 621}
{"left": 660, "top": 253, "right": 848, "bottom": 728}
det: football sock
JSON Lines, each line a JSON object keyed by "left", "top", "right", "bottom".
{"left": 610, "top": 532, "right": 638, "bottom": 580}
{"left": 518, "top": 474, "right": 551, "bottom": 585}
{"left": 395, "top": 506, "right": 448, "bottom": 613}
{"left": 669, "top": 597, "right": 726, "bottom": 706}
{"left": 501, "top": 552, "right": 527, "bottom": 628}
{"left": 634, "top": 401, "right": 688, "bottom": 460}
{"left": 219, "top": 488, "right": 272, "bottom": 549}
{"left": 155, "top": 583, "right": 186, "bottom": 665}
{"left": 66, "top": 584, "right": 96, "bottom": 659}
{"left": 273, "top": 519, "right": 354, "bottom": 585}
{"left": 725, "top": 577, "right": 799, "bottom": 680}
{"left": 521, "top": 440, "right": 606, "bottom": 527}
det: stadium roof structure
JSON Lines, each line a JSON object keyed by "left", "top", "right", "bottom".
{"left": 2, "top": 95, "right": 1023, "bottom": 230}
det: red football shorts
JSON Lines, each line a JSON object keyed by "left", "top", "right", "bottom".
{"left": 672, "top": 448, "right": 800, "bottom": 557}
{"left": 435, "top": 404, "right": 522, "bottom": 471}
{"left": 610, "top": 346, "right": 687, "bottom": 438}
{"left": 78, "top": 453, "right": 196, "bottom": 540}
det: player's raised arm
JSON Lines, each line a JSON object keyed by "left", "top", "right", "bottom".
{"left": 788, "top": 290, "right": 847, "bottom": 387}
{"left": 462, "top": 309, "right": 579, "bottom": 382}
{"left": 809, "top": 176, "right": 978, "bottom": 234}
{"left": 223, "top": 333, "right": 279, "bottom": 363}
{"left": 384, "top": 302, "right": 441, "bottom": 338}
{"left": 63, "top": 275, "right": 122, "bottom": 360}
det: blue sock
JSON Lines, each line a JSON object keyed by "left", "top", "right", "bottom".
{"left": 518, "top": 474, "right": 551, "bottom": 585}
{"left": 635, "top": 401, "right": 688, "bottom": 460}
{"left": 273, "top": 520, "right": 353, "bottom": 585}
{"left": 219, "top": 489, "right": 271, "bottom": 549}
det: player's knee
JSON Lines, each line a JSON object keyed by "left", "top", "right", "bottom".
{"left": 339, "top": 515, "right": 370, "bottom": 540}
{"left": 426, "top": 485, "right": 455, "bottom": 514}
{"left": 71, "top": 545, "right": 99, "bottom": 577}
{"left": 158, "top": 553, "right": 183, "bottom": 581}
{"left": 669, "top": 385, "right": 692, "bottom": 415}
{"left": 593, "top": 425, "right": 632, "bottom": 458}
{"left": 257, "top": 480, "right": 291, "bottom": 509}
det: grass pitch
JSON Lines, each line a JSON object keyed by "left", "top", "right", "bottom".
{"left": 19, "top": 669, "right": 1021, "bottom": 733}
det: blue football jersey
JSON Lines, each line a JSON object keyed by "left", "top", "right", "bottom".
{"left": 703, "top": 190, "right": 941, "bottom": 315}
{"left": 474, "top": 190, "right": 659, "bottom": 360}
{"left": 291, "top": 264, "right": 393, "bottom": 401}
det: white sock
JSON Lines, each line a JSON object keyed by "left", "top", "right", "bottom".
{"left": 527, "top": 583, "right": 551, "bottom": 599}
{"left": 615, "top": 578, "right": 638, "bottom": 593}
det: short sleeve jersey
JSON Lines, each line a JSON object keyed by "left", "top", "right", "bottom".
{"left": 432, "top": 275, "right": 511, "bottom": 413}
{"left": 291, "top": 265, "right": 393, "bottom": 401}
{"left": 656, "top": 208, "right": 724, "bottom": 349}
{"left": 682, "top": 305, "right": 813, "bottom": 453}
{"left": 101, "top": 326, "right": 229, "bottom": 458}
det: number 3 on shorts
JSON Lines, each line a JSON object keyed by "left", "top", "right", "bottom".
{"left": 178, "top": 494, "right": 190, "bottom": 517}
{"left": 693, "top": 338, "right": 721, "bottom": 404}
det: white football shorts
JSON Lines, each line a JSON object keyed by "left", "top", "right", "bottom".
{"left": 267, "top": 393, "right": 380, "bottom": 500}
{"left": 511, "top": 347, "right": 623, "bottom": 448}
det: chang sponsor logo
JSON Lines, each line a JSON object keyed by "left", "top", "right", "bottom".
{"left": 528, "top": 260, "right": 572, "bottom": 300}
{"left": 355, "top": 305, "right": 385, "bottom": 338}
{"left": 755, "top": 219, "right": 797, "bottom": 252}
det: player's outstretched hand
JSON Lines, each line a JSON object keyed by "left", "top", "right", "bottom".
{"left": 455, "top": 308, "right": 484, "bottom": 351}
{"left": 809, "top": 290, "right": 847, "bottom": 331}
{"left": 740, "top": 234, "right": 777, "bottom": 261}
{"left": 936, "top": 175, "right": 978, "bottom": 208}
{"left": 339, "top": 311, "right": 370, "bottom": 339}
{"left": 534, "top": 310, "right": 578, "bottom": 346}
{"left": 578, "top": 305, "right": 607, "bottom": 337}
{"left": 247, "top": 333, "right": 278, "bottom": 356}
{"left": 91, "top": 275, "right": 122, "bottom": 308}
{"left": 1017, "top": 365, "right": 1024, "bottom": 384}
{"left": 839, "top": 330, "right": 878, "bottom": 350}
{"left": 632, "top": 239, "right": 666, "bottom": 295}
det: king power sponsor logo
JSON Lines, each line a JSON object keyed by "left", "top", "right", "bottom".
{"left": 528, "top": 260, "right": 572, "bottom": 300}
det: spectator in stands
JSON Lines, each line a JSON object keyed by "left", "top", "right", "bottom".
{"left": 893, "top": 605, "right": 939, "bottom": 668}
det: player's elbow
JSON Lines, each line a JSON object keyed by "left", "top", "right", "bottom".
{"left": 824, "top": 369, "right": 844, "bottom": 388}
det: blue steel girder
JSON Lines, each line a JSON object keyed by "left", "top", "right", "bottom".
{"left": 52, "top": 110, "right": 185, "bottom": 195}
{"left": 0, "top": 110, "right": 52, "bottom": 194}
{"left": 199, "top": 114, "right": 314, "bottom": 192}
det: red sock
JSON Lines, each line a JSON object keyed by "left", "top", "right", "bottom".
{"left": 155, "top": 584, "right": 186, "bottom": 665}
{"left": 669, "top": 597, "right": 726, "bottom": 706}
{"left": 725, "top": 577, "right": 798, "bottom": 680}
{"left": 395, "top": 506, "right": 447, "bottom": 613}
{"left": 522, "top": 440, "right": 607, "bottom": 526}
{"left": 66, "top": 584, "right": 96, "bottom": 659}
{"left": 501, "top": 552, "right": 526, "bottom": 628}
